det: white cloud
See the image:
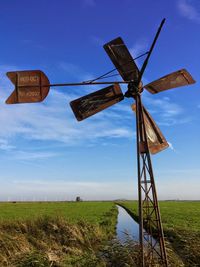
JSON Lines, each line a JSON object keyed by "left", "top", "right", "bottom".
{"left": 177, "top": 0, "right": 200, "bottom": 23}
{"left": 95, "top": 128, "right": 132, "bottom": 138}
{"left": 130, "top": 38, "right": 148, "bottom": 58}
{"left": 0, "top": 90, "right": 133, "bottom": 144}
{"left": 0, "top": 177, "right": 199, "bottom": 201}
{"left": 142, "top": 94, "right": 190, "bottom": 126}
{"left": 0, "top": 65, "right": 134, "bottom": 154}
{"left": 130, "top": 38, "right": 149, "bottom": 70}
{"left": 58, "top": 62, "right": 84, "bottom": 79}
{"left": 0, "top": 138, "right": 15, "bottom": 151}
{"left": 157, "top": 175, "right": 200, "bottom": 200}
{"left": 0, "top": 180, "right": 136, "bottom": 201}
{"left": 91, "top": 36, "right": 105, "bottom": 46}
{"left": 168, "top": 141, "right": 174, "bottom": 151}
{"left": 13, "top": 151, "right": 59, "bottom": 160}
{"left": 57, "top": 62, "right": 100, "bottom": 86}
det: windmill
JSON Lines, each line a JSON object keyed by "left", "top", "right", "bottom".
{"left": 5, "top": 19, "right": 195, "bottom": 266}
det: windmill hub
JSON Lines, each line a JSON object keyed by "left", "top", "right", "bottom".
{"left": 124, "top": 81, "right": 143, "bottom": 98}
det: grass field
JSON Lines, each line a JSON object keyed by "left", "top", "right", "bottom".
{"left": 117, "top": 200, "right": 200, "bottom": 231}
{"left": 117, "top": 200, "right": 200, "bottom": 267}
{"left": 0, "top": 201, "right": 115, "bottom": 224}
{"left": 1, "top": 201, "right": 200, "bottom": 266}
{"left": 0, "top": 201, "right": 119, "bottom": 267}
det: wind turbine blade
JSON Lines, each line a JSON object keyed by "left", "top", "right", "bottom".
{"left": 70, "top": 84, "right": 124, "bottom": 121}
{"left": 132, "top": 104, "right": 169, "bottom": 154}
{"left": 144, "top": 69, "right": 195, "bottom": 94}
{"left": 104, "top": 37, "right": 140, "bottom": 82}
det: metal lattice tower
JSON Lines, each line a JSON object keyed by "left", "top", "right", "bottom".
{"left": 135, "top": 93, "right": 168, "bottom": 267}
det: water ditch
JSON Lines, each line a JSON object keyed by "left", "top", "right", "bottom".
{"left": 116, "top": 205, "right": 166, "bottom": 266}
{"left": 116, "top": 204, "right": 156, "bottom": 246}
{"left": 116, "top": 204, "right": 139, "bottom": 242}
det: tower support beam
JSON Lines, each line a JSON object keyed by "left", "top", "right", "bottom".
{"left": 135, "top": 93, "right": 168, "bottom": 267}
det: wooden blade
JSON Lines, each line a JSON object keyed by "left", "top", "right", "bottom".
{"left": 6, "top": 70, "right": 50, "bottom": 104}
{"left": 70, "top": 84, "right": 124, "bottom": 121}
{"left": 132, "top": 104, "right": 169, "bottom": 154}
{"left": 144, "top": 69, "right": 195, "bottom": 94}
{"left": 104, "top": 37, "right": 140, "bottom": 82}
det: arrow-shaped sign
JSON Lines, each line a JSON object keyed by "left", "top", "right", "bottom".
{"left": 6, "top": 70, "right": 50, "bottom": 104}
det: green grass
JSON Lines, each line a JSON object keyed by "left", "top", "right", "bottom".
{"left": 0, "top": 201, "right": 118, "bottom": 266}
{"left": 0, "top": 201, "right": 115, "bottom": 224}
{"left": 117, "top": 200, "right": 200, "bottom": 266}
{"left": 2, "top": 200, "right": 200, "bottom": 266}
{"left": 116, "top": 200, "right": 200, "bottom": 231}
{"left": 159, "top": 201, "right": 200, "bottom": 232}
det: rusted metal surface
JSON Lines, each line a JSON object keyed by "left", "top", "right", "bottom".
{"left": 70, "top": 84, "right": 124, "bottom": 121}
{"left": 47, "top": 81, "right": 128, "bottom": 87}
{"left": 135, "top": 93, "right": 168, "bottom": 267}
{"left": 6, "top": 70, "right": 50, "bottom": 104}
{"left": 104, "top": 37, "right": 140, "bottom": 82}
{"left": 144, "top": 69, "right": 195, "bottom": 94}
{"left": 132, "top": 103, "right": 169, "bottom": 154}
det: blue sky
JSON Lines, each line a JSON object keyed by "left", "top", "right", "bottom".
{"left": 0, "top": 0, "right": 199, "bottom": 201}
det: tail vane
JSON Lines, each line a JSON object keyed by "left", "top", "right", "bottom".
{"left": 6, "top": 70, "right": 50, "bottom": 104}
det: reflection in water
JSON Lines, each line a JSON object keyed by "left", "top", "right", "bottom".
{"left": 116, "top": 205, "right": 157, "bottom": 246}
{"left": 116, "top": 205, "right": 139, "bottom": 242}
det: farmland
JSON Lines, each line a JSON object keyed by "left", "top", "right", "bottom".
{"left": 0, "top": 201, "right": 119, "bottom": 267}
{"left": 117, "top": 200, "right": 200, "bottom": 267}
{"left": 0, "top": 201, "right": 199, "bottom": 266}
{"left": 0, "top": 201, "right": 116, "bottom": 224}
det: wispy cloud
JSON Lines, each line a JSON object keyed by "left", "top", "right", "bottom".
{"left": 0, "top": 138, "right": 15, "bottom": 151}
{"left": 0, "top": 64, "right": 134, "bottom": 156}
{"left": 177, "top": 0, "right": 200, "bottom": 23}
{"left": 91, "top": 36, "right": 105, "bottom": 46}
{"left": 130, "top": 38, "right": 149, "bottom": 59}
{"left": 0, "top": 90, "right": 133, "bottom": 144}
{"left": 168, "top": 141, "right": 175, "bottom": 151}
{"left": 0, "top": 180, "right": 136, "bottom": 201}
{"left": 129, "top": 38, "right": 149, "bottom": 70}
{"left": 143, "top": 94, "right": 191, "bottom": 126}
{"left": 0, "top": 177, "right": 199, "bottom": 201}
{"left": 153, "top": 98, "right": 183, "bottom": 117}
{"left": 157, "top": 178, "right": 200, "bottom": 200}
{"left": 13, "top": 151, "right": 59, "bottom": 160}
{"left": 57, "top": 62, "right": 96, "bottom": 85}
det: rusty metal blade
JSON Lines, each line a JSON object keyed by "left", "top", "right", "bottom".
{"left": 104, "top": 37, "right": 140, "bottom": 82}
{"left": 70, "top": 84, "right": 124, "bottom": 121}
{"left": 6, "top": 70, "right": 50, "bottom": 104}
{"left": 132, "top": 104, "right": 169, "bottom": 154}
{"left": 144, "top": 69, "right": 195, "bottom": 94}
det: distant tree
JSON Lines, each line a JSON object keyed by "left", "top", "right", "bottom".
{"left": 76, "top": 196, "right": 82, "bottom": 202}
